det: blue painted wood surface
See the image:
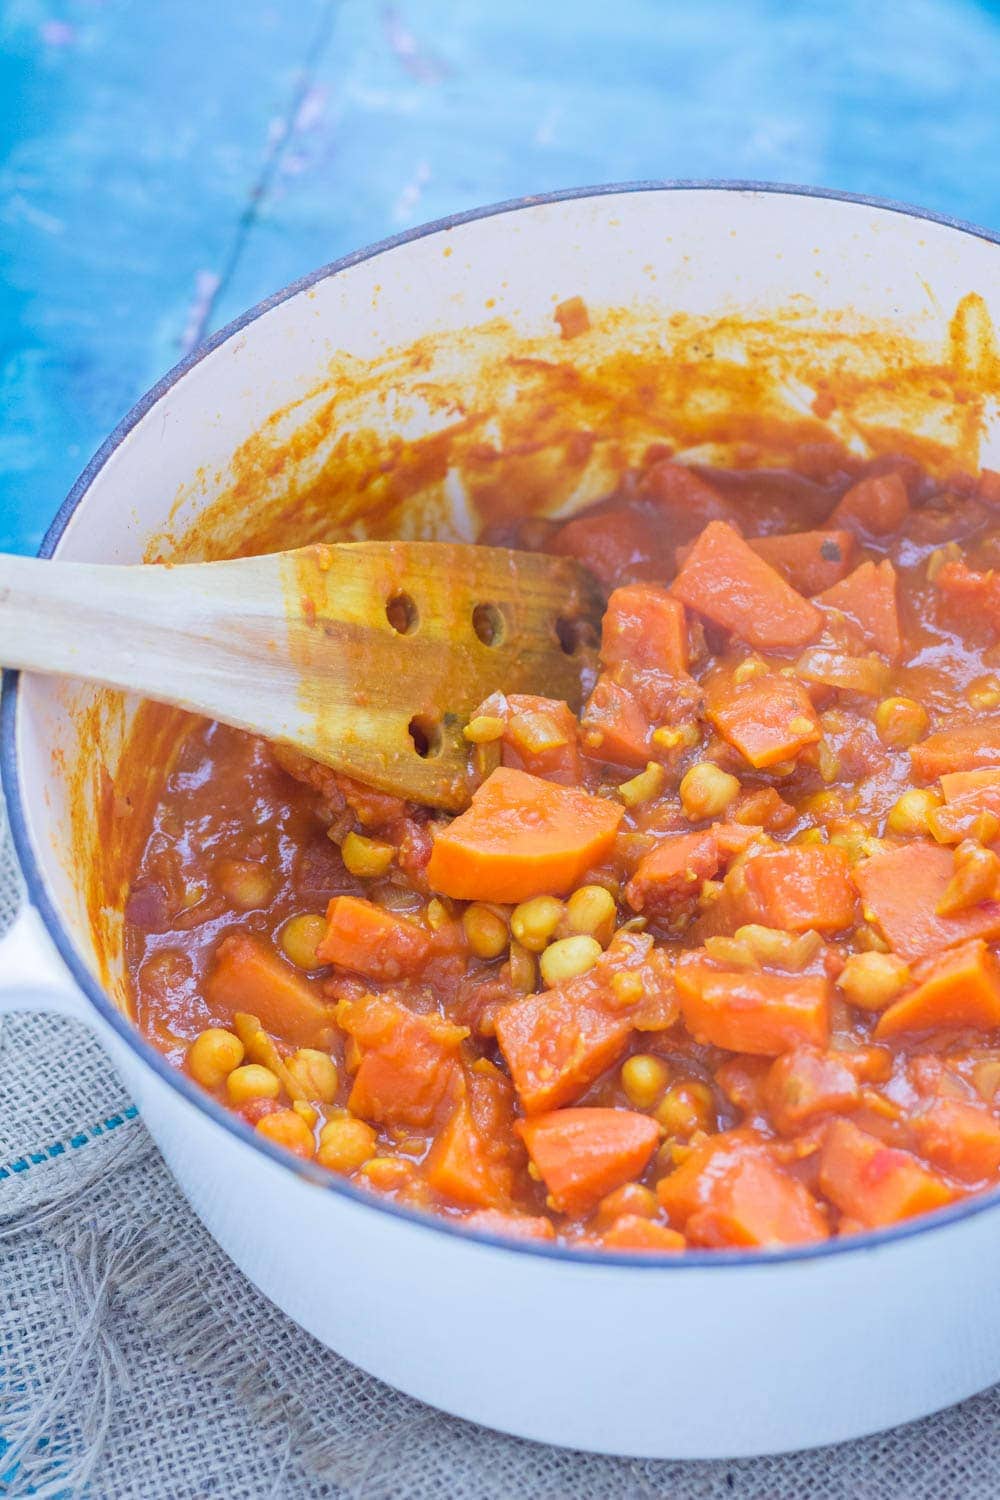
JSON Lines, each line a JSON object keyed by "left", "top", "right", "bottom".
{"left": 4, "top": 0, "right": 1000, "bottom": 554}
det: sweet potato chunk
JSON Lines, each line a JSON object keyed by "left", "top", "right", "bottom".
{"left": 874, "top": 939, "right": 1000, "bottom": 1038}
{"left": 427, "top": 767, "right": 623, "bottom": 902}
{"left": 734, "top": 845, "right": 856, "bottom": 933}
{"left": 748, "top": 529, "right": 857, "bottom": 595}
{"left": 815, "top": 559, "right": 902, "bottom": 661}
{"left": 205, "top": 933, "right": 334, "bottom": 1048}
{"left": 657, "top": 1130, "right": 828, "bottom": 1247}
{"left": 910, "top": 722, "right": 1000, "bottom": 780}
{"left": 676, "top": 963, "right": 830, "bottom": 1055}
{"left": 909, "top": 1097, "right": 1000, "bottom": 1183}
{"left": 425, "top": 1063, "right": 520, "bottom": 1209}
{"left": 706, "top": 671, "right": 820, "bottom": 769}
{"left": 601, "top": 583, "right": 689, "bottom": 676}
{"left": 518, "top": 1108, "right": 660, "bottom": 1216}
{"left": 853, "top": 843, "right": 1000, "bottom": 962}
{"left": 671, "top": 521, "right": 821, "bottom": 649}
{"left": 580, "top": 674, "right": 654, "bottom": 768}
{"left": 764, "top": 1048, "right": 860, "bottom": 1135}
{"left": 317, "top": 896, "right": 432, "bottom": 981}
{"left": 818, "top": 1119, "right": 952, "bottom": 1228}
{"left": 337, "top": 994, "right": 467, "bottom": 1129}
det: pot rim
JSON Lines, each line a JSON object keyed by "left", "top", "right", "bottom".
{"left": 7, "top": 177, "right": 1000, "bottom": 1270}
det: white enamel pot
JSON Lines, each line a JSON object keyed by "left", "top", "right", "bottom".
{"left": 5, "top": 183, "right": 1000, "bottom": 1460}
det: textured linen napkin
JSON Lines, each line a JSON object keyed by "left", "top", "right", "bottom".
{"left": 5, "top": 812, "right": 1000, "bottom": 1498}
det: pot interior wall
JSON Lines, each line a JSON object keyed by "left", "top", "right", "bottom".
{"left": 12, "top": 187, "right": 1000, "bottom": 1013}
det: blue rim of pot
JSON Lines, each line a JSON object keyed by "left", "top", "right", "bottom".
{"left": 5, "top": 178, "right": 1000, "bottom": 1268}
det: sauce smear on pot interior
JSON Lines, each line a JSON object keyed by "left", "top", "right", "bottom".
{"left": 128, "top": 449, "right": 1000, "bottom": 1251}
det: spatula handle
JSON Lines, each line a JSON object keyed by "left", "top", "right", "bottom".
{"left": 0, "top": 550, "right": 295, "bottom": 732}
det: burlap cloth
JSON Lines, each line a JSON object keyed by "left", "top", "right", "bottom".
{"left": 5, "top": 817, "right": 1000, "bottom": 1497}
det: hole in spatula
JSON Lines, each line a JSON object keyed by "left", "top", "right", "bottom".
{"left": 556, "top": 615, "right": 584, "bottom": 654}
{"left": 472, "top": 602, "right": 506, "bottom": 647}
{"left": 409, "top": 714, "right": 443, "bottom": 758}
{"left": 386, "top": 592, "right": 419, "bottom": 634}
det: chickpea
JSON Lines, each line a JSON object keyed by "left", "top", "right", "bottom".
{"left": 655, "top": 1081, "right": 715, "bottom": 1138}
{"left": 286, "top": 1048, "right": 339, "bottom": 1103}
{"left": 937, "top": 840, "right": 1000, "bottom": 916}
{"left": 341, "top": 831, "right": 395, "bottom": 878}
{"left": 618, "top": 762, "right": 666, "bottom": 808}
{"left": 621, "top": 1054, "right": 670, "bottom": 1109}
{"left": 507, "top": 939, "right": 537, "bottom": 994}
{"left": 838, "top": 950, "right": 911, "bottom": 1012}
{"left": 651, "top": 722, "right": 700, "bottom": 752}
{"left": 187, "top": 1028, "right": 244, "bottom": 1090}
{"left": 463, "top": 714, "right": 506, "bottom": 744}
{"left": 967, "top": 675, "right": 1000, "bottom": 711}
{"left": 226, "top": 1064, "right": 281, "bottom": 1106}
{"left": 463, "top": 902, "right": 509, "bottom": 959}
{"left": 280, "top": 912, "right": 327, "bottom": 970}
{"left": 511, "top": 895, "right": 564, "bottom": 953}
{"left": 256, "top": 1108, "right": 315, "bottom": 1159}
{"left": 539, "top": 934, "right": 603, "bottom": 988}
{"left": 564, "top": 884, "right": 617, "bottom": 946}
{"left": 596, "top": 1182, "right": 659, "bottom": 1223}
{"left": 886, "top": 787, "right": 942, "bottom": 837}
{"left": 316, "top": 1117, "right": 378, "bottom": 1173}
{"left": 215, "top": 858, "right": 274, "bottom": 910}
{"left": 679, "top": 762, "right": 740, "bottom": 821}
{"left": 874, "top": 696, "right": 929, "bottom": 750}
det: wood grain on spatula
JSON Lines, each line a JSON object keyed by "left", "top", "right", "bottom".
{"left": 0, "top": 541, "right": 602, "bottom": 808}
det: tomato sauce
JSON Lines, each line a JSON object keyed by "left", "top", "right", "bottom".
{"left": 127, "top": 449, "right": 1000, "bottom": 1251}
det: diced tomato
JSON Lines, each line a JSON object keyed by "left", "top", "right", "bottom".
{"left": 625, "top": 831, "right": 721, "bottom": 920}
{"left": 549, "top": 506, "right": 671, "bottom": 588}
{"left": 580, "top": 674, "right": 654, "bottom": 767}
{"left": 764, "top": 1047, "right": 860, "bottom": 1135}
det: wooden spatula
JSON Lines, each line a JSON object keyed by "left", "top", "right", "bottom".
{"left": 0, "top": 541, "right": 602, "bottom": 808}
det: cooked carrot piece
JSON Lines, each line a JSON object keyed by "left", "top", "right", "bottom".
{"left": 317, "top": 895, "right": 432, "bottom": 981}
{"left": 495, "top": 986, "right": 632, "bottom": 1115}
{"left": 602, "top": 1215, "right": 686, "bottom": 1252}
{"left": 205, "top": 933, "right": 334, "bottom": 1048}
{"left": 909, "top": 1097, "right": 1000, "bottom": 1183}
{"left": 764, "top": 1047, "right": 860, "bottom": 1135}
{"left": 706, "top": 671, "right": 820, "bottom": 769}
{"left": 600, "top": 583, "right": 689, "bottom": 676}
{"left": 818, "top": 1118, "right": 953, "bottom": 1227}
{"left": 550, "top": 506, "right": 669, "bottom": 589}
{"left": 425, "top": 1064, "right": 519, "bottom": 1209}
{"left": 579, "top": 674, "right": 654, "bottom": 768}
{"left": 657, "top": 1130, "right": 828, "bottom": 1246}
{"left": 624, "top": 831, "right": 721, "bottom": 919}
{"left": 748, "top": 529, "right": 857, "bottom": 595}
{"left": 461, "top": 1208, "right": 556, "bottom": 1242}
{"left": 427, "top": 766, "right": 623, "bottom": 902}
{"left": 337, "top": 993, "right": 467, "bottom": 1129}
{"left": 734, "top": 845, "right": 856, "bottom": 933}
{"left": 671, "top": 521, "right": 821, "bottom": 649}
{"left": 874, "top": 938, "right": 1000, "bottom": 1038}
{"left": 911, "top": 722, "right": 1000, "bottom": 779}
{"left": 829, "top": 472, "right": 910, "bottom": 536}
{"left": 500, "top": 693, "right": 581, "bottom": 785}
{"left": 517, "top": 1108, "right": 660, "bottom": 1216}
{"left": 815, "top": 559, "right": 902, "bottom": 661}
{"left": 853, "top": 843, "right": 1000, "bottom": 962}
{"left": 676, "top": 963, "right": 830, "bottom": 1055}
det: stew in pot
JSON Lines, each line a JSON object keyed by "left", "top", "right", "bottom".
{"left": 127, "top": 448, "right": 1000, "bottom": 1251}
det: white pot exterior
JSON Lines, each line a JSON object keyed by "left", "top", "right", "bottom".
{"left": 5, "top": 185, "right": 1000, "bottom": 1458}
